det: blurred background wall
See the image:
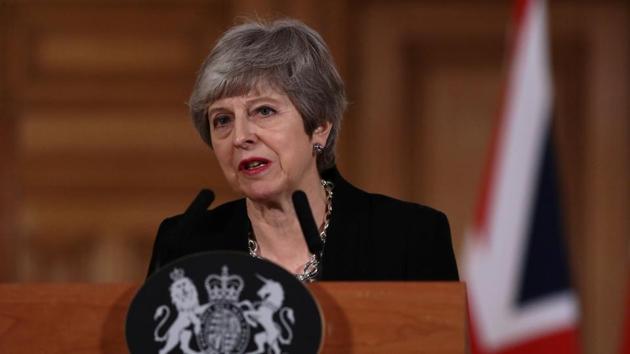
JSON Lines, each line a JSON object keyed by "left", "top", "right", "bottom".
{"left": 0, "top": 1, "right": 627, "bottom": 353}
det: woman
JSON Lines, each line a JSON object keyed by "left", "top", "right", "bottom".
{"left": 147, "top": 19, "right": 458, "bottom": 282}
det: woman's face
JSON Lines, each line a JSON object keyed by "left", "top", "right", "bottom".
{"left": 207, "top": 84, "right": 330, "bottom": 202}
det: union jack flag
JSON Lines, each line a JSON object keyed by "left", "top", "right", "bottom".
{"left": 463, "top": 1, "right": 581, "bottom": 353}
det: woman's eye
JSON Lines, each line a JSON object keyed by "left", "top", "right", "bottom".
{"left": 256, "top": 106, "right": 276, "bottom": 117}
{"left": 212, "top": 115, "right": 232, "bottom": 128}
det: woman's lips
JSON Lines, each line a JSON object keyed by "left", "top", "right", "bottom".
{"left": 238, "top": 158, "right": 271, "bottom": 176}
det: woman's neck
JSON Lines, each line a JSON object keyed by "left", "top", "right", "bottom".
{"left": 245, "top": 176, "right": 327, "bottom": 274}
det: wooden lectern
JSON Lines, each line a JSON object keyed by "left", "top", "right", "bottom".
{"left": 0, "top": 282, "right": 466, "bottom": 353}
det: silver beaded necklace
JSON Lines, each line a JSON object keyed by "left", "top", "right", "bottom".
{"left": 248, "top": 179, "right": 334, "bottom": 282}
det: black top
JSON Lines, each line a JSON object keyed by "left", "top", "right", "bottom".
{"left": 147, "top": 167, "right": 459, "bottom": 281}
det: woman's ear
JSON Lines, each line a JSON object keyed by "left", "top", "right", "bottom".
{"left": 312, "top": 121, "right": 332, "bottom": 145}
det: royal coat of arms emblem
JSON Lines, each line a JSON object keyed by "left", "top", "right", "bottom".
{"left": 152, "top": 266, "right": 295, "bottom": 354}
{"left": 126, "top": 251, "right": 322, "bottom": 354}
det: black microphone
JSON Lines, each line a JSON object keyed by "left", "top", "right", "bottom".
{"left": 179, "top": 189, "right": 215, "bottom": 232}
{"left": 292, "top": 190, "right": 323, "bottom": 255}
{"left": 147, "top": 189, "right": 215, "bottom": 277}
{"left": 185, "top": 189, "right": 215, "bottom": 215}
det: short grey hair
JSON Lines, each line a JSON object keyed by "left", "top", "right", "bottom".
{"left": 189, "top": 19, "right": 346, "bottom": 171}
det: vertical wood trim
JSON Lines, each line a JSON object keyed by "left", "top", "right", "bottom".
{"left": 0, "top": 111, "right": 17, "bottom": 281}
{"left": 0, "top": 2, "right": 17, "bottom": 280}
{"left": 356, "top": 6, "right": 407, "bottom": 198}
{"left": 582, "top": 5, "right": 630, "bottom": 354}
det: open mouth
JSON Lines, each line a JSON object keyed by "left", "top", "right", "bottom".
{"left": 238, "top": 158, "right": 271, "bottom": 172}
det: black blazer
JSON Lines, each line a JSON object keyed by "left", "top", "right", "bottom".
{"left": 147, "top": 168, "right": 459, "bottom": 281}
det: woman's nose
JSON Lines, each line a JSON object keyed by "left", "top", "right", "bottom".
{"left": 233, "top": 114, "right": 256, "bottom": 148}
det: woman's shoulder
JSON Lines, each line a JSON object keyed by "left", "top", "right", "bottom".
{"left": 328, "top": 168, "right": 446, "bottom": 223}
{"left": 358, "top": 191, "right": 450, "bottom": 242}
{"left": 366, "top": 191, "right": 445, "bottom": 218}
{"left": 323, "top": 172, "right": 459, "bottom": 280}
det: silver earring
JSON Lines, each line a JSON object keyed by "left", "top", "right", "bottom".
{"left": 313, "top": 143, "right": 324, "bottom": 155}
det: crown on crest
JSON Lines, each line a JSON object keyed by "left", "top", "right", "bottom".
{"left": 205, "top": 266, "right": 244, "bottom": 302}
{"left": 170, "top": 268, "right": 186, "bottom": 281}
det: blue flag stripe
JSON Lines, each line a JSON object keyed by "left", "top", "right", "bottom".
{"left": 516, "top": 122, "right": 572, "bottom": 306}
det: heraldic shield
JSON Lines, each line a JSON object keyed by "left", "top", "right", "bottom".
{"left": 126, "top": 251, "right": 323, "bottom": 354}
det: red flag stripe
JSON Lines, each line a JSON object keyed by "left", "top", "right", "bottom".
{"left": 494, "top": 328, "right": 579, "bottom": 354}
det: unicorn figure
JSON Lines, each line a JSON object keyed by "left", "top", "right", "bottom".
{"left": 241, "top": 275, "right": 295, "bottom": 354}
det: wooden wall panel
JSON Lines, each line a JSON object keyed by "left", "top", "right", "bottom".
{"left": 3, "top": 0, "right": 234, "bottom": 281}
{"left": 5, "top": 3, "right": 218, "bottom": 104}
{"left": 408, "top": 43, "right": 503, "bottom": 254}
{"left": 351, "top": 1, "right": 510, "bottom": 263}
